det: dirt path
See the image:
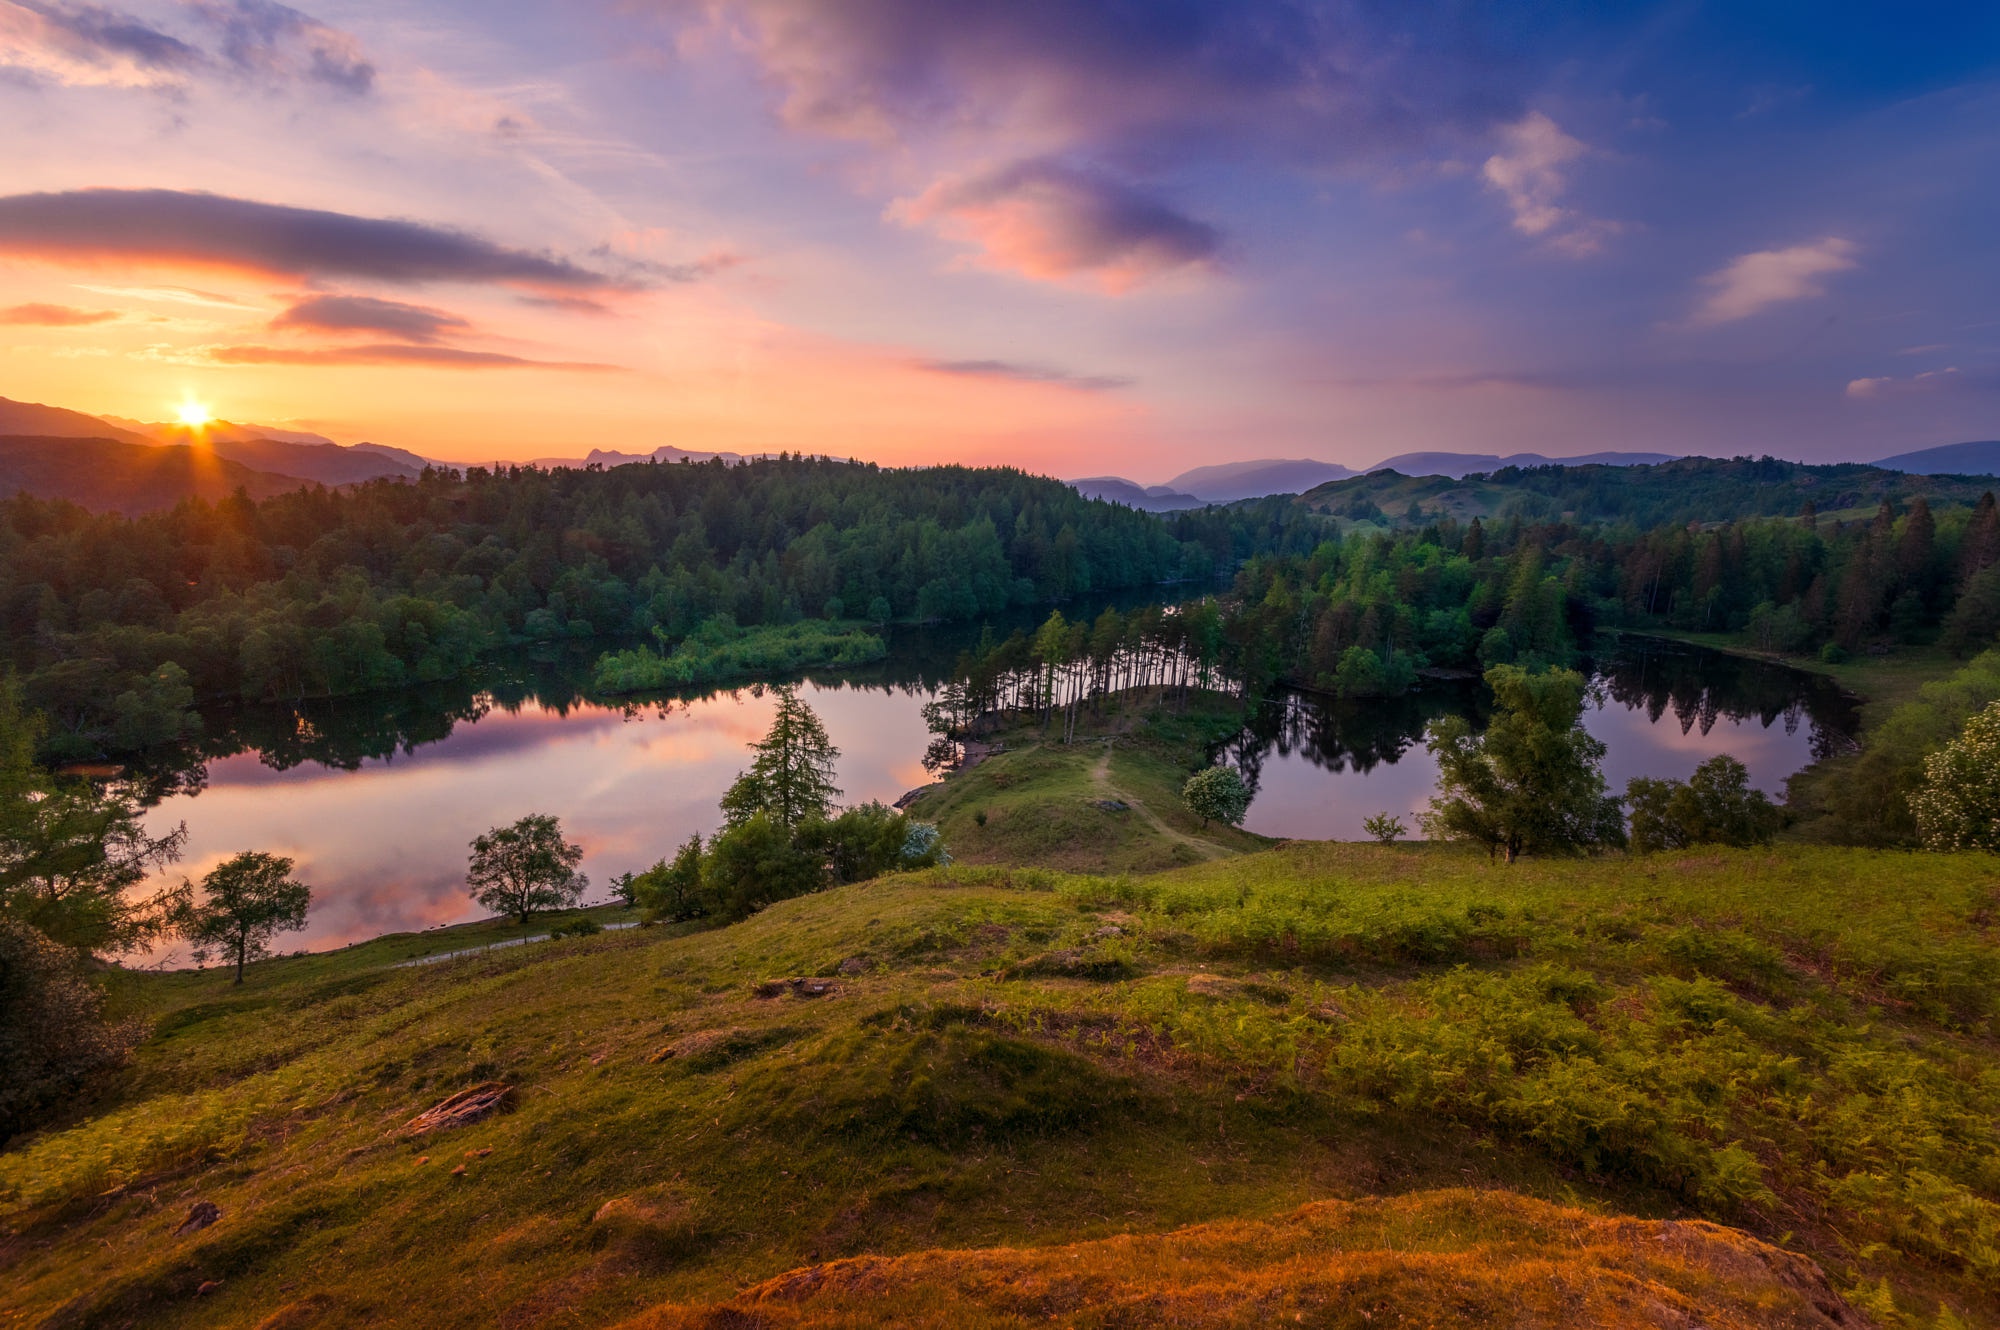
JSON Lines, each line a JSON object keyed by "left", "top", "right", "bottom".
{"left": 1089, "top": 747, "right": 1228, "bottom": 861}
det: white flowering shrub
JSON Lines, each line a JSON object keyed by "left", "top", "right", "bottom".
{"left": 1911, "top": 699, "right": 2000, "bottom": 852}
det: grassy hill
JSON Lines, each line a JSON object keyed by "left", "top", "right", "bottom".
{"left": 4, "top": 840, "right": 1996, "bottom": 1328}
{"left": 1297, "top": 456, "right": 2000, "bottom": 532}
{"left": 0, "top": 436, "right": 310, "bottom": 513}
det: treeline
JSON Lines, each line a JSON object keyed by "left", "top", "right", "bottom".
{"left": 0, "top": 457, "right": 1318, "bottom": 759}
{"left": 1199, "top": 493, "right": 2000, "bottom": 704}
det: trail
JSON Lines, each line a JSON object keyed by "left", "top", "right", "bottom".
{"left": 1089, "top": 747, "right": 1228, "bottom": 861}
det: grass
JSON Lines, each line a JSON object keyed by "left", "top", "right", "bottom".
{"left": 4, "top": 843, "right": 1998, "bottom": 1328}
{"left": 904, "top": 690, "right": 1270, "bottom": 874}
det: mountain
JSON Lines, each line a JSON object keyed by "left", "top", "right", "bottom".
{"left": 517, "top": 444, "right": 758, "bottom": 470}
{"left": 1365, "top": 450, "right": 1680, "bottom": 479}
{"left": 0, "top": 436, "right": 310, "bottom": 512}
{"left": 1069, "top": 476, "right": 1205, "bottom": 511}
{"left": 100, "top": 414, "right": 343, "bottom": 449}
{"left": 1873, "top": 441, "right": 2000, "bottom": 476}
{"left": 1165, "top": 458, "right": 1357, "bottom": 502}
{"left": 136, "top": 425, "right": 421, "bottom": 485}
{"left": 0, "top": 396, "right": 153, "bottom": 446}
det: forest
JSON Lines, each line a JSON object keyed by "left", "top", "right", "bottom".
{"left": 0, "top": 457, "right": 1319, "bottom": 758}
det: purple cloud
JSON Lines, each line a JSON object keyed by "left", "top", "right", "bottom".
{"left": 206, "top": 343, "right": 621, "bottom": 371}
{"left": 0, "top": 189, "right": 619, "bottom": 290}
{"left": 918, "top": 357, "right": 1133, "bottom": 391}
{"left": 271, "top": 294, "right": 470, "bottom": 343}
{"left": 895, "top": 160, "right": 1218, "bottom": 290}
{"left": 187, "top": 0, "right": 374, "bottom": 94}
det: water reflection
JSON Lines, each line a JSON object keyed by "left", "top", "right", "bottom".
{"left": 130, "top": 632, "right": 1857, "bottom": 963}
{"left": 1234, "top": 640, "right": 1856, "bottom": 842}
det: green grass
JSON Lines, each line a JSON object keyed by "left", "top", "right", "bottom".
{"left": 904, "top": 691, "right": 1270, "bottom": 874}
{"left": 4, "top": 844, "right": 1998, "bottom": 1328}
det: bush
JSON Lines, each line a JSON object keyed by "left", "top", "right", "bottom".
{"left": 1362, "top": 813, "right": 1406, "bottom": 845}
{"left": 703, "top": 813, "right": 825, "bottom": 920}
{"left": 1625, "top": 755, "right": 1782, "bottom": 853}
{"left": 1182, "top": 766, "right": 1250, "bottom": 829}
{"left": 1911, "top": 699, "right": 2000, "bottom": 852}
{"left": 0, "top": 921, "right": 140, "bottom": 1143}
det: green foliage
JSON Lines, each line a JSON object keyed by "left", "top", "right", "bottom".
{"left": 0, "top": 676, "right": 186, "bottom": 954}
{"left": 634, "top": 833, "right": 707, "bottom": 922}
{"left": 1792, "top": 649, "right": 2000, "bottom": 846}
{"left": 719, "top": 686, "right": 841, "bottom": 829}
{"left": 466, "top": 814, "right": 588, "bottom": 925}
{"left": 1911, "top": 700, "right": 2000, "bottom": 852}
{"left": 591, "top": 618, "right": 885, "bottom": 695}
{"left": 1, "top": 457, "right": 1278, "bottom": 757}
{"left": 177, "top": 851, "right": 312, "bottom": 984}
{"left": 1626, "top": 755, "right": 1782, "bottom": 853}
{"left": 0, "top": 919, "right": 140, "bottom": 1144}
{"left": 1362, "top": 812, "right": 1406, "bottom": 844}
{"left": 1181, "top": 765, "right": 1250, "bottom": 829}
{"left": 701, "top": 812, "right": 824, "bottom": 921}
{"left": 1422, "top": 665, "right": 1624, "bottom": 861}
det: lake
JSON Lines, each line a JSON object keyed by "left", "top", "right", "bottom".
{"left": 132, "top": 631, "right": 1856, "bottom": 963}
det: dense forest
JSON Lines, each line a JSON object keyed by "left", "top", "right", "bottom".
{"left": 1302, "top": 454, "right": 2000, "bottom": 531}
{"left": 933, "top": 489, "right": 2000, "bottom": 742}
{"left": 0, "top": 457, "right": 1320, "bottom": 759}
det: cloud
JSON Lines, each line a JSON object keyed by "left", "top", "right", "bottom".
{"left": 893, "top": 160, "right": 1218, "bottom": 290}
{"left": 1690, "top": 237, "right": 1858, "bottom": 326}
{"left": 0, "top": 300, "right": 117, "bottom": 325}
{"left": 660, "top": 1, "right": 1516, "bottom": 164}
{"left": 0, "top": 189, "right": 619, "bottom": 290}
{"left": 201, "top": 343, "right": 622, "bottom": 371}
{"left": 1481, "top": 112, "right": 1617, "bottom": 256}
{"left": 0, "top": 0, "right": 199, "bottom": 87}
{"left": 73, "top": 281, "right": 258, "bottom": 308}
{"left": 917, "top": 357, "right": 1133, "bottom": 391}
{"left": 1846, "top": 367, "right": 1998, "bottom": 399}
{"left": 186, "top": 0, "right": 373, "bottom": 94}
{"left": 271, "top": 294, "right": 469, "bottom": 343}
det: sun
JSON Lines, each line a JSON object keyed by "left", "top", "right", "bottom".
{"left": 175, "top": 399, "right": 213, "bottom": 428}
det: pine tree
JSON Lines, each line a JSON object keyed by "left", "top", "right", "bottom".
{"left": 720, "top": 687, "right": 841, "bottom": 829}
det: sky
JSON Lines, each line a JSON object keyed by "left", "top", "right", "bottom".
{"left": 1, "top": 0, "right": 1998, "bottom": 479}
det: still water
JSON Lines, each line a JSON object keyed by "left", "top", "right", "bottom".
{"left": 134, "top": 633, "right": 1856, "bottom": 961}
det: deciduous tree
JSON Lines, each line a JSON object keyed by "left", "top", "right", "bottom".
{"left": 467, "top": 814, "right": 588, "bottom": 925}
{"left": 179, "top": 851, "right": 312, "bottom": 984}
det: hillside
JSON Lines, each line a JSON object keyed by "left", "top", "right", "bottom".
{"left": 1875, "top": 441, "right": 2000, "bottom": 477}
{"left": 0, "top": 436, "right": 311, "bottom": 512}
{"left": 4, "top": 839, "right": 1995, "bottom": 1327}
{"left": 0, "top": 395, "right": 153, "bottom": 445}
{"left": 1298, "top": 455, "right": 2000, "bottom": 530}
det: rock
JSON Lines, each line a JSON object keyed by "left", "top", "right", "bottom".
{"left": 450, "top": 1164, "right": 466, "bottom": 1176}
{"left": 195, "top": 1280, "right": 223, "bottom": 1296}
{"left": 174, "top": 1201, "right": 220, "bottom": 1236}
{"left": 1088, "top": 798, "right": 1130, "bottom": 812}
{"left": 753, "top": 977, "right": 838, "bottom": 999}
{"left": 403, "top": 1082, "right": 514, "bottom": 1136}
{"left": 837, "top": 957, "right": 868, "bottom": 975}
{"left": 465, "top": 1147, "right": 492, "bottom": 1158}
{"left": 414, "top": 1155, "right": 429, "bottom": 1166}
{"left": 1091, "top": 924, "right": 1126, "bottom": 939}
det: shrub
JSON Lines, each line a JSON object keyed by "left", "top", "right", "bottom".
{"left": 0, "top": 920, "right": 140, "bottom": 1143}
{"left": 1182, "top": 766, "right": 1250, "bottom": 829}
{"left": 1362, "top": 813, "right": 1406, "bottom": 845}
{"left": 1911, "top": 699, "right": 2000, "bottom": 852}
{"left": 1625, "top": 755, "right": 1781, "bottom": 853}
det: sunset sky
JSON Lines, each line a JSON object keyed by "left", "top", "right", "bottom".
{"left": 2, "top": 1, "right": 1997, "bottom": 478}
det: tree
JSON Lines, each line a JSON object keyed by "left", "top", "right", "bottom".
{"left": 1182, "top": 766, "right": 1250, "bottom": 829}
{"left": 0, "top": 919, "right": 141, "bottom": 1143}
{"left": 633, "top": 832, "right": 708, "bottom": 922}
{"left": 1362, "top": 813, "right": 1406, "bottom": 844}
{"left": 0, "top": 677, "right": 186, "bottom": 955}
{"left": 1625, "top": 755, "right": 1781, "bottom": 853}
{"left": 178, "top": 851, "right": 313, "bottom": 984}
{"left": 1421, "top": 665, "right": 1624, "bottom": 862}
{"left": 467, "top": 814, "right": 588, "bottom": 925}
{"left": 702, "top": 812, "right": 823, "bottom": 920}
{"left": 1910, "top": 700, "right": 2000, "bottom": 852}
{"left": 720, "top": 687, "right": 840, "bottom": 829}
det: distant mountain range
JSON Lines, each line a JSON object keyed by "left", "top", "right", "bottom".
{"left": 1873, "top": 441, "right": 2000, "bottom": 476}
{"left": 0, "top": 435, "right": 314, "bottom": 512}
{"left": 1074, "top": 442, "right": 2000, "bottom": 508}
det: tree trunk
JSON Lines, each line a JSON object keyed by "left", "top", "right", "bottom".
{"left": 235, "top": 941, "right": 246, "bottom": 985}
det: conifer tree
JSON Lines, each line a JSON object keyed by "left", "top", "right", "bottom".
{"left": 720, "top": 687, "right": 841, "bottom": 829}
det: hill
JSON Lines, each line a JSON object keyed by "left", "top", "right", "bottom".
{"left": 1367, "top": 450, "right": 1679, "bottom": 479}
{"left": 1166, "top": 458, "right": 1357, "bottom": 502}
{"left": 1298, "top": 454, "right": 2000, "bottom": 530}
{"left": 7, "top": 837, "right": 1992, "bottom": 1326}
{"left": 145, "top": 426, "right": 420, "bottom": 485}
{"left": 1874, "top": 440, "right": 2000, "bottom": 476}
{"left": 1068, "top": 475, "right": 1205, "bottom": 511}
{"left": 0, "top": 436, "right": 310, "bottom": 512}
{"left": 0, "top": 395, "right": 153, "bottom": 446}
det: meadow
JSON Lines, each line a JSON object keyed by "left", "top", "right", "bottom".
{"left": 3, "top": 841, "right": 1995, "bottom": 1328}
